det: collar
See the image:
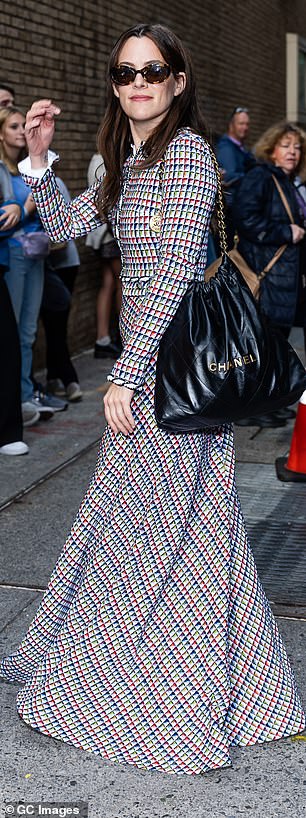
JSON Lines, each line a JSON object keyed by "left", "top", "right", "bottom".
{"left": 131, "top": 141, "right": 145, "bottom": 156}
{"left": 227, "top": 135, "right": 243, "bottom": 148}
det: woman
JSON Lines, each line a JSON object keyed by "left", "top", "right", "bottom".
{"left": 1, "top": 24, "right": 304, "bottom": 774}
{"left": 0, "top": 107, "right": 55, "bottom": 423}
{"left": 86, "top": 153, "right": 122, "bottom": 360}
{"left": 233, "top": 121, "right": 306, "bottom": 428}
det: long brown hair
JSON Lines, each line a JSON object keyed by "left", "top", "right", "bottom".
{"left": 97, "top": 23, "right": 208, "bottom": 217}
{"left": 0, "top": 106, "right": 26, "bottom": 174}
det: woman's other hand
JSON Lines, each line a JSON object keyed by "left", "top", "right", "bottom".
{"left": 291, "top": 224, "right": 305, "bottom": 243}
{"left": 0, "top": 203, "right": 21, "bottom": 230}
{"left": 104, "top": 384, "right": 135, "bottom": 435}
{"left": 24, "top": 99, "right": 61, "bottom": 168}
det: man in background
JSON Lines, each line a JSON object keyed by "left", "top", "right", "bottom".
{"left": 0, "top": 84, "right": 15, "bottom": 108}
{"left": 217, "top": 106, "right": 255, "bottom": 247}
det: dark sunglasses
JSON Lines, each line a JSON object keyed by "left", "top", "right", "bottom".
{"left": 110, "top": 61, "right": 171, "bottom": 86}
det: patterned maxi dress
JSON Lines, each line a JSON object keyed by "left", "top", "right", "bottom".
{"left": 1, "top": 129, "right": 305, "bottom": 775}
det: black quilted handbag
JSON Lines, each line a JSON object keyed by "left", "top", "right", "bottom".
{"left": 154, "top": 147, "right": 306, "bottom": 433}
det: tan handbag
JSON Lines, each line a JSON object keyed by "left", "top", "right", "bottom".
{"left": 205, "top": 174, "right": 294, "bottom": 300}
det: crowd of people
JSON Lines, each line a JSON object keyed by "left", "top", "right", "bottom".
{"left": 215, "top": 108, "right": 306, "bottom": 428}
{"left": 1, "top": 79, "right": 306, "bottom": 455}
{"left": 0, "top": 84, "right": 121, "bottom": 456}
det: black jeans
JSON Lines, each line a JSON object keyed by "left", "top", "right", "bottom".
{"left": 0, "top": 272, "right": 23, "bottom": 445}
{"left": 40, "top": 265, "right": 79, "bottom": 387}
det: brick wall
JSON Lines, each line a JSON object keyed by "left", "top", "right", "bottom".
{"left": 1, "top": 0, "right": 306, "bottom": 364}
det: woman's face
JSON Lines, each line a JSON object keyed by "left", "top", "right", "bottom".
{"left": 271, "top": 132, "right": 302, "bottom": 175}
{"left": 112, "top": 35, "right": 186, "bottom": 136}
{"left": 0, "top": 112, "right": 26, "bottom": 153}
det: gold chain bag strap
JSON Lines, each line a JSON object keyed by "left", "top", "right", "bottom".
{"left": 205, "top": 152, "right": 293, "bottom": 300}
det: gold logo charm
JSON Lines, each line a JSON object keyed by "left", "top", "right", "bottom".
{"left": 149, "top": 210, "right": 162, "bottom": 232}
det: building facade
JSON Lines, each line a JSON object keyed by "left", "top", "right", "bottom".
{"left": 1, "top": 0, "right": 306, "bottom": 359}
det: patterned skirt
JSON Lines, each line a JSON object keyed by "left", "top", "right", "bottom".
{"left": 1, "top": 282, "right": 305, "bottom": 775}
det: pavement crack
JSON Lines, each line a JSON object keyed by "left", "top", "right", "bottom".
{"left": 0, "top": 437, "right": 101, "bottom": 513}
{"left": 0, "top": 590, "right": 42, "bottom": 635}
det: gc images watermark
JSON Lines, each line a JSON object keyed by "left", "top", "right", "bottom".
{"left": 2, "top": 804, "right": 88, "bottom": 817}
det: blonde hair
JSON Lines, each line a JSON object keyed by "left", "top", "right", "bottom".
{"left": 254, "top": 121, "right": 306, "bottom": 179}
{"left": 0, "top": 106, "right": 26, "bottom": 174}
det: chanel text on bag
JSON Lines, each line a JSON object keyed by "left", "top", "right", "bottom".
{"left": 208, "top": 353, "right": 257, "bottom": 373}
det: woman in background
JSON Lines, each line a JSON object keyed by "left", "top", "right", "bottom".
{"left": 0, "top": 107, "right": 54, "bottom": 423}
{"left": 86, "top": 152, "right": 122, "bottom": 360}
{"left": 233, "top": 121, "right": 306, "bottom": 428}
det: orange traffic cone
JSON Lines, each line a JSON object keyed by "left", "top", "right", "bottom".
{"left": 275, "top": 391, "right": 306, "bottom": 482}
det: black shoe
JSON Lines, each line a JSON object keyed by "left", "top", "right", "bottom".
{"left": 260, "top": 412, "right": 287, "bottom": 427}
{"left": 235, "top": 417, "right": 259, "bottom": 427}
{"left": 94, "top": 342, "right": 121, "bottom": 360}
{"left": 236, "top": 413, "right": 286, "bottom": 428}
{"left": 274, "top": 407, "right": 296, "bottom": 420}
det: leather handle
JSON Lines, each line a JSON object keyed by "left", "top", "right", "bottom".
{"left": 257, "top": 243, "right": 288, "bottom": 283}
{"left": 272, "top": 175, "right": 295, "bottom": 224}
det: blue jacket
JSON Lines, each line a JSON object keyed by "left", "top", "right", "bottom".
{"left": 0, "top": 163, "right": 27, "bottom": 268}
{"left": 216, "top": 134, "right": 255, "bottom": 206}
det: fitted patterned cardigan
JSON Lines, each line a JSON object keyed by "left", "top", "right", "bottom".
{"left": 21, "top": 129, "right": 217, "bottom": 390}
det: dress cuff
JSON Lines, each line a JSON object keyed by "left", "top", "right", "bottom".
{"left": 18, "top": 151, "right": 59, "bottom": 179}
{"left": 107, "top": 375, "right": 138, "bottom": 391}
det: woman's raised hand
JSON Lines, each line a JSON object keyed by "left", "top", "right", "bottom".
{"left": 24, "top": 99, "right": 61, "bottom": 168}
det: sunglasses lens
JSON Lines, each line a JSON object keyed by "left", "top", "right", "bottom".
{"left": 144, "top": 63, "right": 170, "bottom": 83}
{"left": 111, "top": 65, "right": 135, "bottom": 85}
{"left": 111, "top": 63, "right": 171, "bottom": 85}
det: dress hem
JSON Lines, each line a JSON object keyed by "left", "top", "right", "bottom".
{"left": 16, "top": 705, "right": 305, "bottom": 776}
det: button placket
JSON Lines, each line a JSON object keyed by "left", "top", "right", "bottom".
{"left": 115, "top": 144, "right": 145, "bottom": 278}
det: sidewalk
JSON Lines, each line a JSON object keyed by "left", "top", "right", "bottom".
{"left": 0, "top": 340, "right": 306, "bottom": 818}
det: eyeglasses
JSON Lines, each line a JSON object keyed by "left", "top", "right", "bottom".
{"left": 110, "top": 62, "right": 171, "bottom": 86}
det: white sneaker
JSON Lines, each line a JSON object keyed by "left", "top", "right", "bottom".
{"left": 0, "top": 441, "right": 29, "bottom": 456}
{"left": 22, "top": 402, "right": 40, "bottom": 427}
{"left": 66, "top": 382, "right": 83, "bottom": 402}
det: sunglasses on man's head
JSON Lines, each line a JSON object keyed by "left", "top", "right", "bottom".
{"left": 231, "top": 106, "right": 249, "bottom": 115}
{"left": 110, "top": 62, "right": 171, "bottom": 86}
